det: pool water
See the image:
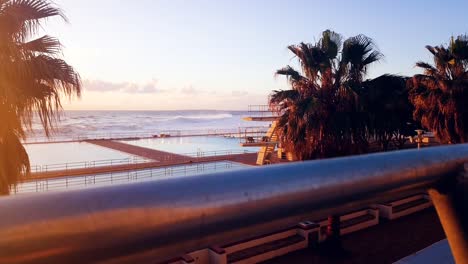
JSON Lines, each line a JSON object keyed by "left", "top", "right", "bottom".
{"left": 119, "top": 136, "right": 259, "bottom": 156}
{"left": 25, "top": 142, "right": 144, "bottom": 167}
{"left": 14, "top": 161, "right": 251, "bottom": 194}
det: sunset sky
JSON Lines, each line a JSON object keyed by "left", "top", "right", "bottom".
{"left": 47, "top": 0, "right": 468, "bottom": 110}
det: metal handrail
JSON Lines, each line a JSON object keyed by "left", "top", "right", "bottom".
{"left": 15, "top": 161, "right": 240, "bottom": 194}
{"left": 30, "top": 156, "right": 151, "bottom": 173}
{"left": 1, "top": 144, "right": 467, "bottom": 263}
{"left": 238, "top": 127, "right": 274, "bottom": 144}
{"left": 247, "top": 105, "right": 281, "bottom": 113}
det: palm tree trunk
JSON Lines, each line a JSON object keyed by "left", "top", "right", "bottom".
{"left": 0, "top": 184, "right": 10, "bottom": 196}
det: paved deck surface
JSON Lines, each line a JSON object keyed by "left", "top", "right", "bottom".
{"left": 394, "top": 239, "right": 454, "bottom": 264}
{"left": 88, "top": 140, "right": 190, "bottom": 161}
{"left": 263, "top": 208, "right": 446, "bottom": 264}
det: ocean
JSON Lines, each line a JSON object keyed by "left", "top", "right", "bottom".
{"left": 26, "top": 110, "right": 267, "bottom": 141}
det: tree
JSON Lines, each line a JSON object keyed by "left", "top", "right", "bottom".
{"left": 0, "top": 0, "right": 81, "bottom": 194}
{"left": 362, "top": 74, "right": 416, "bottom": 151}
{"left": 270, "top": 30, "right": 382, "bottom": 160}
{"left": 270, "top": 30, "right": 384, "bottom": 245}
{"left": 408, "top": 35, "right": 468, "bottom": 144}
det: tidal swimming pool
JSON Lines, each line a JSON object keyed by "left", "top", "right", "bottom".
{"left": 118, "top": 136, "right": 259, "bottom": 156}
{"left": 24, "top": 142, "right": 147, "bottom": 171}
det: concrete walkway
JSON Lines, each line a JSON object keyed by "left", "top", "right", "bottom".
{"left": 88, "top": 139, "right": 189, "bottom": 161}
{"left": 264, "top": 208, "right": 446, "bottom": 264}
{"left": 395, "top": 239, "right": 453, "bottom": 264}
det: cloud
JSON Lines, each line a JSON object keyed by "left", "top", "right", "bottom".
{"left": 83, "top": 79, "right": 164, "bottom": 94}
{"left": 180, "top": 85, "right": 199, "bottom": 95}
{"left": 82, "top": 79, "right": 252, "bottom": 102}
{"left": 231, "top": 90, "right": 249, "bottom": 97}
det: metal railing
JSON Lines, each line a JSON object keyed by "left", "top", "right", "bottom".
{"left": 247, "top": 105, "right": 281, "bottom": 113}
{"left": 238, "top": 127, "right": 273, "bottom": 144}
{"left": 23, "top": 128, "right": 248, "bottom": 144}
{"left": 1, "top": 144, "right": 467, "bottom": 263}
{"left": 15, "top": 161, "right": 242, "bottom": 194}
{"left": 244, "top": 105, "right": 281, "bottom": 119}
{"left": 176, "top": 149, "right": 256, "bottom": 158}
{"left": 30, "top": 156, "right": 151, "bottom": 173}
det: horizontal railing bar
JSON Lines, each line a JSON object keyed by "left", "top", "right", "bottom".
{"left": 16, "top": 161, "right": 240, "bottom": 194}
{"left": 30, "top": 157, "right": 150, "bottom": 173}
{"left": 2, "top": 144, "right": 467, "bottom": 263}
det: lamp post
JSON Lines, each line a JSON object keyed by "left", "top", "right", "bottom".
{"left": 415, "top": 129, "right": 424, "bottom": 149}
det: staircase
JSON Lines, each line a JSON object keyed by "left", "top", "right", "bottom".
{"left": 256, "top": 121, "right": 278, "bottom": 165}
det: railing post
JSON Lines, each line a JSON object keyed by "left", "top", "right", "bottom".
{"left": 428, "top": 169, "right": 468, "bottom": 264}
{"left": 325, "top": 215, "right": 341, "bottom": 248}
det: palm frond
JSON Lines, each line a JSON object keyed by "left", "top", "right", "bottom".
{"left": 319, "top": 29, "right": 342, "bottom": 59}
{"left": 0, "top": 0, "right": 66, "bottom": 40}
{"left": 342, "top": 34, "right": 383, "bottom": 66}
{"left": 21, "top": 35, "right": 61, "bottom": 54}
{"left": 269, "top": 89, "right": 299, "bottom": 105}
{"left": 276, "top": 66, "right": 304, "bottom": 82}
{"left": 451, "top": 34, "right": 468, "bottom": 60}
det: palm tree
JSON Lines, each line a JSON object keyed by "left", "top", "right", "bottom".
{"left": 0, "top": 0, "right": 81, "bottom": 194}
{"left": 408, "top": 35, "right": 468, "bottom": 144}
{"left": 270, "top": 30, "right": 382, "bottom": 245}
{"left": 270, "top": 30, "right": 382, "bottom": 160}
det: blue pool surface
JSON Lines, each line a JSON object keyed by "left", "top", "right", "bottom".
{"left": 15, "top": 161, "right": 251, "bottom": 194}
{"left": 119, "top": 136, "right": 259, "bottom": 156}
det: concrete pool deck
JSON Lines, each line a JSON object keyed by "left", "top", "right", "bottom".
{"left": 26, "top": 139, "right": 261, "bottom": 181}
{"left": 89, "top": 139, "right": 190, "bottom": 161}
